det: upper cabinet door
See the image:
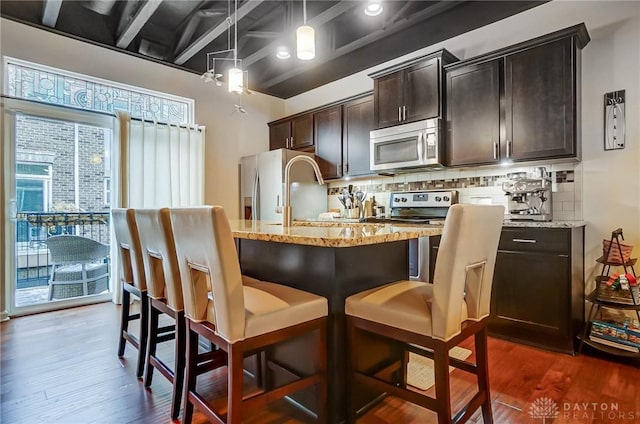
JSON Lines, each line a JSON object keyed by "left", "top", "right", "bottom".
{"left": 404, "top": 58, "right": 439, "bottom": 123}
{"left": 314, "top": 106, "right": 343, "bottom": 180}
{"left": 505, "top": 38, "right": 575, "bottom": 161}
{"left": 374, "top": 71, "right": 403, "bottom": 129}
{"left": 445, "top": 60, "right": 501, "bottom": 166}
{"left": 343, "top": 95, "right": 374, "bottom": 177}
{"left": 291, "top": 113, "right": 314, "bottom": 149}
{"left": 269, "top": 120, "right": 291, "bottom": 150}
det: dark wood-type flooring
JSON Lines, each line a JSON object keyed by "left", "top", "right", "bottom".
{"left": 2, "top": 302, "right": 639, "bottom": 424}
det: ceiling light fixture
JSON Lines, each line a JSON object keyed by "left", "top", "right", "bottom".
{"left": 296, "top": 0, "right": 315, "bottom": 60}
{"left": 276, "top": 46, "right": 291, "bottom": 60}
{"left": 201, "top": 0, "right": 250, "bottom": 96}
{"left": 364, "top": 1, "right": 383, "bottom": 17}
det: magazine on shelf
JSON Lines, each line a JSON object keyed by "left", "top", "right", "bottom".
{"left": 591, "top": 320, "right": 640, "bottom": 344}
{"left": 589, "top": 335, "right": 640, "bottom": 353}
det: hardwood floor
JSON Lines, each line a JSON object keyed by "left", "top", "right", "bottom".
{"left": 1, "top": 302, "right": 639, "bottom": 424}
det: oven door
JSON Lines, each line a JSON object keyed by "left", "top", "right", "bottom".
{"left": 409, "top": 236, "right": 431, "bottom": 282}
{"left": 370, "top": 119, "right": 441, "bottom": 172}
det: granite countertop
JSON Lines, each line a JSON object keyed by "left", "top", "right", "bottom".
{"left": 229, "top": 219, "right": 443, "bottom": 248}
{"left": 502, "top": 220, "right": 586, "bottom": 228}
{"left": 296, "top": 217, "right": 587, "bottom": 229}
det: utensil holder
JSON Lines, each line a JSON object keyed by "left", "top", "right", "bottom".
{"left": 345, "top": 207, "right": 359, "bottom": 219}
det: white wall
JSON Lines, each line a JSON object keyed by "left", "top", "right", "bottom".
{"left": 0, "top": 17, "right": 285, "bottom": 218}
{"left": 286, "top": 0, "right": 640, "bottom": 288}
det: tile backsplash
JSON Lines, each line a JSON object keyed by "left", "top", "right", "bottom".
{"left": 327, "top": 163, "right": 582, "bottom": 220}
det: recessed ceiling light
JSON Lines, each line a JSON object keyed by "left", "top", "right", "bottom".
{"left": 364, "top": 1, "right": 383, "bottom": 17}
{"left": 276, "top": 46, "right": 291, "bottom": 60}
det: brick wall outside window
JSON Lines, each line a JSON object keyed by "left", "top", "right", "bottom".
{"left": 16, "top": 116, "right": 109, "bottom": 212}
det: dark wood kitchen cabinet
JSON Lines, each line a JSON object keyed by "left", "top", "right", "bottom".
{"left": 314, "top": 105, "right": 343, "bottom": 179}
{"left": 315, "top": 95, "right": 375, "bottom": 180}
{"left": 444, "top": 24, "right": 590, "bottom": 167}
{"left": 490, "top": 227, "right": 584, "bottom": 354}
{"left": 342, "top": 95, "right": 374, "bottom": 177}
{"left": 445, "top": 60, "right": 501, "bottom": 166}
{"left": 268, "top": 93, "right": 375, "bottom": 180}
{"left": 370, "top": 49, "right": 458, "bottom": 129}
{"left": 429, "top": 226, "right": 585, "bottom": 354}
{"left": 269, "top": 120, "right": 291, "bottom": 150}
{"left": 268, "top": 113, "right": 314, "bottom": 150}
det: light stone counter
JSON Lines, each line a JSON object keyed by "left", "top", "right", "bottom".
{"left": 502, "top": 220, "right": 586, "bottom": 228}
{"left": 229, "top": 219, "right": 443, "bottom": 248}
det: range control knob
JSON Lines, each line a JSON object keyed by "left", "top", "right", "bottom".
{"left": 393, "top": 197, "right": 400, "bottom": 203}
{"left": 443, "top": 196, "right": 450, "bottom": 202}
{"left": 435, "top": 196, "right": 442, "bottom": 202}
{"left": 401, "top": 197, "right": 407, "bottom": 203}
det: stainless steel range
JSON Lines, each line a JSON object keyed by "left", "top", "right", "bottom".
{"left": 362, "top": 190, "right": 458, "bottom": 224}
{"left": 362, "top": 190, "right": 457, "bottom": 281}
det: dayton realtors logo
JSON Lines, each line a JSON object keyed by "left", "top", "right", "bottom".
{"left": 529, "top": 397, "right": 640, "bottom": 422}
{"left": 528, "top": 397, "right": 559, "bottom": 423}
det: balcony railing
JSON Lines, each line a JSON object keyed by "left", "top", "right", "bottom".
{"left": 16, "top": 211, "right": 110, "bottom": 290}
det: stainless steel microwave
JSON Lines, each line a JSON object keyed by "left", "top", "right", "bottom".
{"left": 370, "top": 118, "right": 444, "bottom": 173}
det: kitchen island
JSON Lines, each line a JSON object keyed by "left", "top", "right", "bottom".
{"left": 229, "top": 219, "right": 443, "bottom": 423}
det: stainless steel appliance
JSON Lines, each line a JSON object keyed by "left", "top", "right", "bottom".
{"left": 240, "top": 149, "right": 327, "bottom": 224}
{"left": 502, "top": 168, "right": 552, "bottom": 221}
{"left": 369, "top": 118, "right": 444, "bottom": 174}
{"left": 362, "top": 190, "right": 457, "bottom": 281}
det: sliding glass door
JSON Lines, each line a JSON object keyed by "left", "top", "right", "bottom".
{"left": 3, "top": 99, "right": 115, "bottom": 316}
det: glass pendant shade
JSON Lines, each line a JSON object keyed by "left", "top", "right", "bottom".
{"left": 296, "top": 25, "right": 315, "bottom": 60}
{"left": 228, "top": 67, "right": 243, "bottom": 94}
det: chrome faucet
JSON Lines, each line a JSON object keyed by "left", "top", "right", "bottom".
{"left": 283, "top": 155, "right": 325, "bottom": 227}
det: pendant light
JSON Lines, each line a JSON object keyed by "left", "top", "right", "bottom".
{"left": 228, "top": 0, "right": 243, "bottom": 93}
{"left": 296, "top": 0, "right": 315, "bottom": 60}
{"left": 201, "top": 0, "right": 248, "bottom": 96}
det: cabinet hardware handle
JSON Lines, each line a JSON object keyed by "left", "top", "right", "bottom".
{"left": 344, "top": 163, "right": 348, "bottom": 174}
{"left": 493, "top": 141, "right": 498, "bottom": 159}
{"left": 398, "top": 106, "right": 402, "bottom": 122}
{"left": 403, "top": 105, "right": 406, "bottom": 121}
{"left": 285, "top": 137, "right": 289, "bottom": 148}
{"left": 506, "top": 140, "right": 511, "bottom": 158}
{"left": 291, "top": 136, "right": 294, "bottom": 146}
{"left": 512, "top": 238, "right": 536, "bottom": 243}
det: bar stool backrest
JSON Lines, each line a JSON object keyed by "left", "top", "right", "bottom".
{"left": 112, "top": 208, "right": 147, "bottom": 291}
{"left": 431, "top": 204, "right": 504, "bottom": 341}
{"left": 135, "top": 208, "right": 184, "bottom": 311}
{"left": 170, "top": 206, "right": 246, "bottom": 343}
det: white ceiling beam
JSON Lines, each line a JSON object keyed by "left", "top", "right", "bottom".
{"left": 116, "top": 0, "right": 163, "bottom": 49}
{"left": 240, "top": 1, "right": 360, "bottom": 69}
{"left": 175, "top": 14, "right": 202, "bottom": 55}
{"left": 174, "top": 0, "right": 265, "bottom": 66}
{"left": 42, "top": 0, "right": 63, "bottom": 28}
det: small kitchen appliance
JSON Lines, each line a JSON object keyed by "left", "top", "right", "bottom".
{"left": 502, "top": 167, "right": 552, "bottom": 221}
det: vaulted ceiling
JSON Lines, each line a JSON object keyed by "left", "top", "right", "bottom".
{"left": 1, "top": 0, "right": 545, "bottom": 98}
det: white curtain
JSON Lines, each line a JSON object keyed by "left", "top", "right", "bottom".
{"left": 118, "top": 112, "right": 204, "bottom": 208}
{"left": 112, "top": 112, "right": 205, "bottom": 302}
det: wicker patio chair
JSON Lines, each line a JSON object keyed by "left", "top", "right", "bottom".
{"left": 45, "top": 235, "right": 110, "bottom": 300}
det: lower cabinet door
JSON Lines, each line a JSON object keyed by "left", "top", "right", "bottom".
{"left": 490, "top": 250, "right": 571, "bottom": 351}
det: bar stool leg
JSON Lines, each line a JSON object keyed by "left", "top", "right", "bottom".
{"left": 171, "top": 311, "right": 186, "bottom": 420}
{"left": 143, "top": 301, "right": 159, "bottom": 387}
{"left": 136, "top": 292, "right": 149, "bottom": 379}
{"left": 476, "top": 326, "right": 494, "bottom": 424}
{"left": 117, "top": 287, "right": 131, "bottom": 357}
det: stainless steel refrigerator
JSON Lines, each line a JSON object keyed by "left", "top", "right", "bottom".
{"left": 240, "top": 149, "right": 327, "bottom": 223}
